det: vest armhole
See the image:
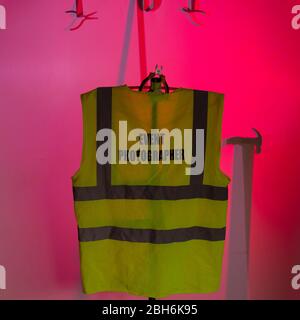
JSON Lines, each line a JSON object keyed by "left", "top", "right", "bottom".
{"left": 204, "top": 92, "right": 231, "bottom": 187}
{"left": 216, "top": 94, "right": 231, "bottom": 186}
{"left": 71, "top": 89, "right": 97, "bottom": 187}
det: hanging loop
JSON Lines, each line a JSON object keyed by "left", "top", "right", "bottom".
{"left": 138, "top": 72, "right": 156, "bottom": 91}
{"left": 138, "top": 65, "right": 169, "bottom": 93}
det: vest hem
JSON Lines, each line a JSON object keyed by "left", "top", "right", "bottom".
{"left": 82, "top": 285, "right": 221, "bottom": 299}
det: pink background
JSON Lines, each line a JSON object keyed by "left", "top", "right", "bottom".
{"left": 1, "top": 0, "right": 300, "bottom": 299}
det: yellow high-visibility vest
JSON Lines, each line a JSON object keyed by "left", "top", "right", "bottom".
{"left": 72, "top": 85, "right": 230, "bottom": 298}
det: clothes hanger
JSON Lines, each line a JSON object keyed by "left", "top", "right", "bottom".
{"left": 128, "top": 65, "right": 177, "bottom": 93}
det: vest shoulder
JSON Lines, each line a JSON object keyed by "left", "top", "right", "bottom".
{"left": 208, "top": 91, "right": 224, "bottom": 106}
{"left": 80, "top": 87, "right": 98, "bottom": 99}
{"left": 194, "top": 88, "right": 224, "bottom": 95}
{"left": 80, "top": 86, "right": 122, "bottom": 98}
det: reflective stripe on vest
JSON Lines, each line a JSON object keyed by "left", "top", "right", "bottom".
{"left": 78, "top": 225, "right": 226, "bottom": 243}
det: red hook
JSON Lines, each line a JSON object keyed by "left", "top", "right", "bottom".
{"left": 66, "top": 0, "right": 98, "bottom": 31}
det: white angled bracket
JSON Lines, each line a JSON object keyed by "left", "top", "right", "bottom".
{"left": 223, "top": 128, "right": 262, "bottom": 300}
{"left": 224, "top": 128, "right": 262, "bottom": 154}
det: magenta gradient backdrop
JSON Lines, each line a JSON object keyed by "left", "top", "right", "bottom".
{"left": 1, "top": 0, "right": 300, "bottom": 299}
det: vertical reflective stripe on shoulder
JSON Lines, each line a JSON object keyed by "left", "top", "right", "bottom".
{"left": 190, "top": 90, "right": 208, "bottom": 186}
{"left": 97, "top": 87, "right": 112, "bottom": 188}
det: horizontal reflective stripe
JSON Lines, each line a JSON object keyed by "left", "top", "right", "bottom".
{"left": 78, "top": 226, "right": 226, "bottom": 243}
{"left": 73, "top": 184, "right": 228, "bottom": 201}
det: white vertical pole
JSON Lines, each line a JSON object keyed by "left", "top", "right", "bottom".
{"left": 224, "top": 129, "right": 262, "bottom": 300}
{"left": 0, "top": 265, "right": 6, "bottom": 290}
{"left": 0, "top": 5, "right": 6, "bottom": 30}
